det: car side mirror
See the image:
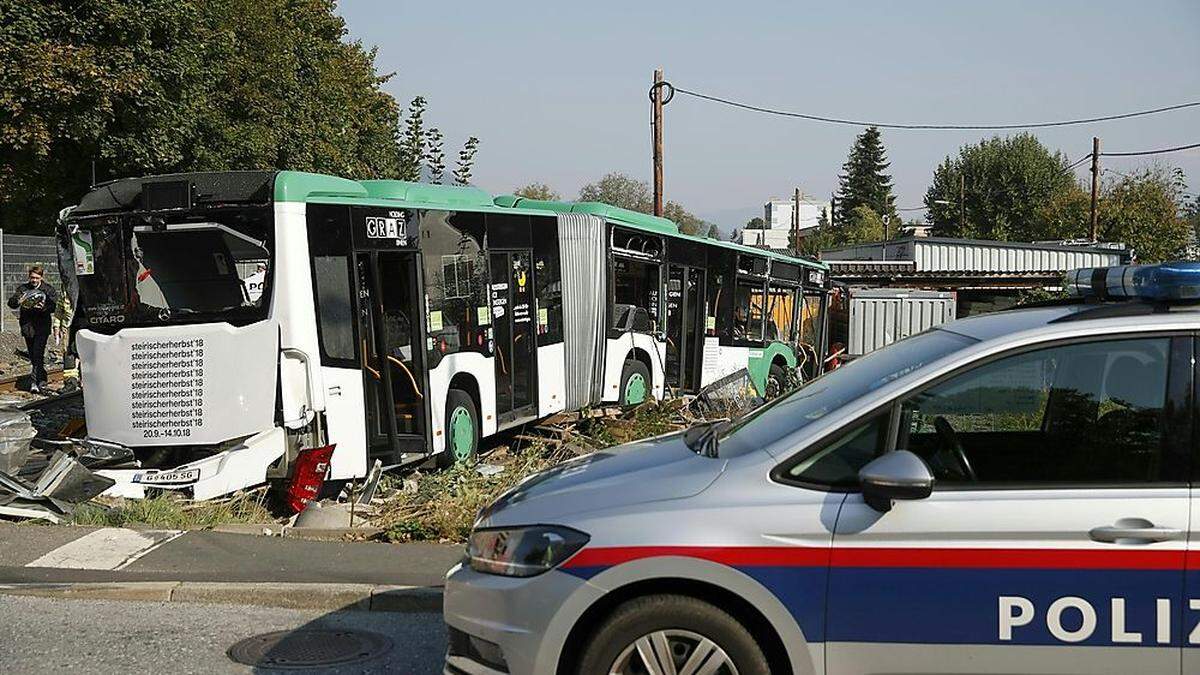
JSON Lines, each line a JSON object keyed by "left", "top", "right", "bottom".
{"left": 858, "top": 450, "right": 934, "bottom": 513}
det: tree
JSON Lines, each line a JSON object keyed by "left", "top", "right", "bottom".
{"left": 513, "top": 182, "right": 560, "bottom": 201}
{"left": 453, "top": 136, "right": 480, "bottom": 186}
{"left": 577, "top": 172, "right": 710, "bottom": 236}
{"left": 728, "top": 227, "right": 741, "bottom": 242}
{"left": 1097, "top": 166, "right": 1189, "bottom": 263}
{"left": 836, "top": 126, "right": 897, "bottom": 226}
{"left": 578, "top": 172, "right": 652, "bottom": 211}
{"left": 1183, "top": 194, "right": 1200, "bottom": 251}
{"left": 1, "top": 0, "right": 408, "bottom": 233}
{"left": 397, "top": 96, "right": 427, "bottom": 181}
{"left": 424, "top": 128, "right": 445, "bottom": 184}
{"left": 745, "top": 216, "right": 765, "bottom": 229}
{"left": 817, "top": 208, "right": 830, "bottom": 231}
{"left": 0, "top": 0, "right": 483, "bottom": 233}
{"left": 924, "top": 134, "right": 1079, "bottom": 241}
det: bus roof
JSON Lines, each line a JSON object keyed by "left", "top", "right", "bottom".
{"left": 71, "top": 170, "right": 825, "bottom": 271}
{"left": 272, "top": 171, "right": 825, "bottom": 270}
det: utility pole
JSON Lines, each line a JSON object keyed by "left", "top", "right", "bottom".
{"left": 792, "top": 188, "right": 801, "bottom": 256}
{"left": 830, "top": 193, "right": 837, "bottom": 227}
{"left": 958, "top": 173, "right": 965, "bottom": 234}
{"left": 1089, "top": 136, "right": 1100, "bottom": 241}
{"left": 651, "top": 68, "right": 665, "bottom": 217}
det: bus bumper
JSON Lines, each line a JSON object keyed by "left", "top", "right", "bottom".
{"left": 95, "top": 427, "right": 286, "bottom": 500}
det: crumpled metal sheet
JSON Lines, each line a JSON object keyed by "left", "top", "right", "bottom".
{"left": 0, "top": 451, "right": 115, "bottom": 523}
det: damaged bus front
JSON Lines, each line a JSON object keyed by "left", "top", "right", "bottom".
{"left": 61, "top": 172, "right": 311, "bottom": 501}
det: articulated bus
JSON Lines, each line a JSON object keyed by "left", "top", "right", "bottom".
{"left": 59, "top": 171, "right": 830, "bottom": 499}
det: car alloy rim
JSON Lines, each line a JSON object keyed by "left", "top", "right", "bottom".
{"left": 609, "top": 629, "right": 738, "bottom": 675}
{"left": 624, "top": 372, "right": 647, "bottom": 404}
{"left": 449, "top": 406, "right": 474, "bottom": 461}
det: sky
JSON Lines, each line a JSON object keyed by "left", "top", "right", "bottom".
{"left": 337, "top": 1, "right": 1200, "bottom": 233}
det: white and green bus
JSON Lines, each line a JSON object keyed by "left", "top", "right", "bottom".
{"left": 60, "top": 171, "right": 829, "bottom": 500}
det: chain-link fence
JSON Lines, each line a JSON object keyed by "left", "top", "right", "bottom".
{"left": 0, "top": 230, "right": 61, "bottom": 334}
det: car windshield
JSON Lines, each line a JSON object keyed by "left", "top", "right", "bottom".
{"left": 718, "top": 328, "right": 978, "bottom": 456}
{"left": 70, "top": 207, "right": 272, "bottom": 329}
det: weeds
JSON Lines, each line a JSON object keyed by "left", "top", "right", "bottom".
{"left": 71, "top": 490, "right": 272, "bottom": 529}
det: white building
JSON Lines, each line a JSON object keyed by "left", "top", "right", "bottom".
{"left": 741, "top": 197, "right": 832, "bottom": 250}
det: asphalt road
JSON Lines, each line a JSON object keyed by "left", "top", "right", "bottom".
{"left": 1, "top": 595, "right": 446, "bottom": 674}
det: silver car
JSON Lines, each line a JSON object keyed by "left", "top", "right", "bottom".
{"left": 444, "top": 263, "right": 1200, "bottom": 675}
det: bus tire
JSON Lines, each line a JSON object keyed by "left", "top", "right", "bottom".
{"left": 618, "top": 359, "right": 651, "bottom": 406}
{"left": 765, "top": 363, "right": 787, "bottom": 399}
{"left": 576, "top": 594, "right": 770, "bottom": 675}
{"left": 439, "top": 389, "right": 479, "bottom": 468}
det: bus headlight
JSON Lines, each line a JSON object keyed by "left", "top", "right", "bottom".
{"left": 467, "top": 525, "right": 589, "bottom": 577}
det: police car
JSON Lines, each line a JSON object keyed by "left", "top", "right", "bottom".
{"left": 444, "top": 262, "right": 1200, "bottom": 675}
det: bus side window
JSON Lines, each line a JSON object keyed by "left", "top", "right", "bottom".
{"left": 611, "top": 257, "right": 660, "bottom": 334}
{"left": 531, "top": 216, "right": 563, "bottom": 343}
{"left": 306, "top": 204, "right": 356, "bottom": 365}
{"left": 421, "top": 210, "right": 487, "bottom": 364}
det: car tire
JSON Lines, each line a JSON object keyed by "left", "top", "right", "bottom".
{"left": 618, "top": 359, "right": 652, "bottom": 406}
{"left": 438, "top": 388, "right": 479, "bottom": 468}
{"left": 576, "top": 594, "right": 770, "bottom": 675}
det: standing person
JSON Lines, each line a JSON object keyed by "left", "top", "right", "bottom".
{"left": 7, "top": 265, "right": 57, "bottom": 393}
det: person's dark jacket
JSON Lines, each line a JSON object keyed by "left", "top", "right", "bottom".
{"left": 7, "top": 281, "right": 57, "bottom": 337}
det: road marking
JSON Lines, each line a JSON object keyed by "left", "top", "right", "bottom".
{"left": 25, "top": 528, "right": 184, "bottom": 570}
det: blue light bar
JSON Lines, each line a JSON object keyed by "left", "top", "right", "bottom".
{"left": 1065, "top": 262, "right": 1200, "bottom": 301}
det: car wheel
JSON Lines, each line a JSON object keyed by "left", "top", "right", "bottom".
{"left": 619, "top": 359, "right": 651, "bottom": 406}
{"left": 576, "top": 594, "right": 769, "bottom": 675}
{"left": 438, "top": 388, "right": 478, "bottom": 468}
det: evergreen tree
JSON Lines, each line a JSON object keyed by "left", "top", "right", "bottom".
{"left": 397, "top": 96, "right": 427, "bottom": 181}
{"left": 835, "top": 126, "right": 897, "bottom": 227}
{"left": 424, "top": 127, "right": 445, "bottom": 184}
{"left": 453, "top": 136, "right": 480, "bottom": 186}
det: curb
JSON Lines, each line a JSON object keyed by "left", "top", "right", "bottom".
{"left": 0, "top": 581, "right": 443, "bottom": 613}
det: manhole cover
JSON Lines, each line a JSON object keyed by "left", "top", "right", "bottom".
{"left": 227, "top": 629, "right": 393, "bottom": 669}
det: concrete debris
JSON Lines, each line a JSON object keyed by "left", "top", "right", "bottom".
{"left": 293, "top": 500, "right": 353, "bottom": 529}
{"left": 475, "top": 463, "right": 504, "bottom": 477}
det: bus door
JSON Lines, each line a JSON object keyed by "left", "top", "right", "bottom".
{"left": 355, "top": 249, "right": 430, "bottom": 463}
{"left": 489, "top": 250, "right": 538, "bottom": 424}
{"left": 665, "top": 264, "right": 706, "bottom": 392}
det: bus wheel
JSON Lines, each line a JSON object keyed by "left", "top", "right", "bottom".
{"left": 765, "top": 363, "right": 787, "bottom": 399}
{"left": 619, "top": 360, "right": 651, "bottom": 406}
{"left": 576, "top": 594, "right": 770, "bottom": 675}
{"left": 439, "top": 389, "right": 479, "bottom": 468}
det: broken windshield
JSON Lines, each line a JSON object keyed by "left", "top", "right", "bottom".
{"left": 71, "top": 207, "right": 272, "bottom": 329}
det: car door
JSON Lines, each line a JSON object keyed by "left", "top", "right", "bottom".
{"left": 825, "top": 334, "right": 1192, "bottom": 675}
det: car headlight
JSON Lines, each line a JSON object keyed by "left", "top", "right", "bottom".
{"left": 467, "top": 525, "right": 589, "bottom": 577}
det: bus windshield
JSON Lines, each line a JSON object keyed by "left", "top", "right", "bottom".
{"left": 71, "top": 207, "right": 272, "bottom": 329}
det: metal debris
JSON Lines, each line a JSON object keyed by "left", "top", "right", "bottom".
{"left": 0, "top": 451, "right": 115, "bottom": 523}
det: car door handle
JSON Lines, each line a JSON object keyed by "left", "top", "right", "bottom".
{"left": 1089, "top": 522, "right": 1183, "bottom": 544}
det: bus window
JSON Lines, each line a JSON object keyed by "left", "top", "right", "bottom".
{"left": 532, "top": 217, "right": 563, "bottom": 343}
{"left": 765, "top": 283, "right": 796, "bottom": 342}
{"left": 308, "top": 204, "right": 356, "bottom": 365}
{"left": 731, "top": 279, "right": 765, "bottom": 343}
{"left": 420, "top": 211, "right": 487, "bottom": 364}
{"left": 611, "top": 258, "right": 659, "bottom": 334}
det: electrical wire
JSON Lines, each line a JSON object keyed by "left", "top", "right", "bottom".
{"left": 1099, "top": 142, "right": 1200, "bottom": 157}
{"left": 659, "top": 82, "right": 1200, "bottom": 131}
{"left": 1066, "top": 153, "right": 1093, "bottom": 170}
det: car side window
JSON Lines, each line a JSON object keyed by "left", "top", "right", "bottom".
{"left": 786, "top": 414, "right": 889, "bottom": 488}
{"left": 898, "top": 337, "right": 1172, "bottom": 485}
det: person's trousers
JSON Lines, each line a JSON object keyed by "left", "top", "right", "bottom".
{"left": 24, "top": 331, "right": 48, "bottom": 385}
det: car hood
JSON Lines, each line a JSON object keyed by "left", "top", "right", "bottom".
{"left": 475, "top": 432, "right": 726, "bottom": 528}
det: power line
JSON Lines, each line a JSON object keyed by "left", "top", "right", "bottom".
{"left": 1099, "top": 141, "right": 1200, "bottom": 157}
{"left": 1066, "top": 153, "right": 1093, "bottom": 170}
{"left": 661, "top": 82, "right": 1200, "bottom": 130}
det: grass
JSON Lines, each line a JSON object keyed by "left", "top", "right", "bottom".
{"left": 374, "top": 400, "right": 688, "bottom": 544}
{"left": 71, "top": 490, "right": 273, "bottom": 529}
